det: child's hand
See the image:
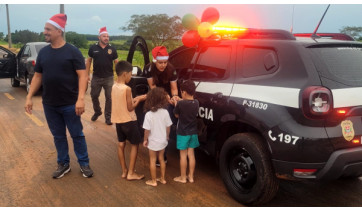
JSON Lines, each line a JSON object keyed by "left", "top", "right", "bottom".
{"left": 143, "top": 140, "right": 148, "bottom": 147}
{"left": 139, "top": 94, "right": 147, "bottom": 101}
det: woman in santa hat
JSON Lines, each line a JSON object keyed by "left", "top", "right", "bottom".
{"left": 143, "top": 46, "right": 180, "bottom": 165}
{"left": 144, "top": 46, "right": 180, "bottom": 106}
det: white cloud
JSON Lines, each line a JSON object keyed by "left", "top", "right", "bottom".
{"left": 90, "top": 16, "right": 102, "bottom": 23}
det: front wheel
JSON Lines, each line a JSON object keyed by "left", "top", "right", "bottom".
{"left": 219, "top": 133, "right": 279, "bottom": 205}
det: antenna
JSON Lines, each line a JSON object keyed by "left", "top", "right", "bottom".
{"left": 311, "top": 4, "right": 330, "bottom": 39}
{"left": 290, "top": 5, "right": 294, "bottom": 33}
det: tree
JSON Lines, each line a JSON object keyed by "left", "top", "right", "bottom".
{"left": 0, "top": 32, "right": 4, "bottom": 40}
{"left": 66, "top": 31, "right": 88, "bottom": 48}
{"left": 121, "top": 14, "right": 184, "bottom": 49}
{"left": 4, "top": 30, "right": 41, "bottom": 44}
{"left": 340, "top": 26, "right": 362, "bottom": 40}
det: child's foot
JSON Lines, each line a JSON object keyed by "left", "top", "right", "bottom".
{"left": 121, "top": 170, "right": 128, "bottom": 179}
{"left": 127, "top": 173, "right": 145, "bottom": 181}
{"left": 173, "top": 176, "right": 187, "bottom": 183}
{"left": 187, "top": 175, "right": 194, "bottom": 183}
{"left": 157, "top": 178, "right": 167, "bottom": 184}
{"left": 146, "top": 180, "right": 157, "bottom": 187}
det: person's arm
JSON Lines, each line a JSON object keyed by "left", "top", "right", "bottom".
{"left": 143, "top": 129, "right": 150, "bottom": 147}
{"left": 170, "top": 81, "right": 178, "bottom": 97}
{"left": 147, "top": 78, "right": 156, "bottom": 89}
{"left": 173, "top": 101, "right": 180, "bottom": 118}
{"left": 75, "top": 69, "right": 88, "bottom": 116}
{"left": 85, "top": 57, "right": 92, "bottom": 82}
{"left": 25, "top": 72, "right": 42, "bottom": 114}
{"left": 126, "top": 87, "right": 146, "bottom": 112}
{"left": 170, "top": 80, "right": 180, "bottom": 104}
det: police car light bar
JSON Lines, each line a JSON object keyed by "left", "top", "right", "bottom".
{"left": 212, "top": 26, "right": 247, "bottom": 33}
{"left": 211, "top": 26, "right": 248, "bottom": 38}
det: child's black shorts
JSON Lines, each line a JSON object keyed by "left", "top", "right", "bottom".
{"left": 115, "top": 121, "right": 142, "bottom": 145}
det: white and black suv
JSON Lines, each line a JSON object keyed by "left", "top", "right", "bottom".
{"left": 127, "top": 30, "right": 362, "bottom": 205}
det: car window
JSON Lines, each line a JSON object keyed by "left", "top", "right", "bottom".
{"left": 22, "top": 45, "right": 30, "bottom": 57}
{"left": 191, "top": 46, "right": 231, "bottom": 81}
{"left": 169, "top": 48, "right": 196, "bottom": 80}
{"left": 0, "top": 48, "right": 8, "bottom": 58}
{"left": 310, "top": 46, "right": 362, "bottom": 86}
{"left": 237, "top": 46, "right": 279, "bottom": 78}
{"left": 35, "top": 44, "right": 48, "bottom": 54}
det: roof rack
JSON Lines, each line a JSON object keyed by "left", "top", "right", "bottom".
{"left": 293, "top": 33, "right": 354, "bottom": 41}
{"left": 210, "top": 28, "right": 296, "bottom": 41}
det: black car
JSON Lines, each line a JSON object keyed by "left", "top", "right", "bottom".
{"left": 0, "top": 42, "right": 49, "bottom": 92}
{"left": 127, "top": 29, "right": 362, "bottom": 205}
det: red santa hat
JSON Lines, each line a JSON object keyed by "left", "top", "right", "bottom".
{"left": 47, "top": 14, "right": 67, "bottom": 32}
{"left": 99, "top": 27, "right": 108, "bottom": 35}
{"left": 152, "top": 46, "right": 169, "bottom": 63}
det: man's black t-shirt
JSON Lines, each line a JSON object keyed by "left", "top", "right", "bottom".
{"left": 88, "top": 43, "right": 118, "bottom": 78}
{"left": 35, "top": 43, "right": 86, "bottom": 106}
{"left": 174, "top": 99, "right": 199, "bottom": 135}
{"left": 144, "top": 63, "right": 177, "bottom": 96}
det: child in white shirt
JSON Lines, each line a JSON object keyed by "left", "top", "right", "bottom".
{"left": 143, "top": 87, "right": 172, "bottom": 186}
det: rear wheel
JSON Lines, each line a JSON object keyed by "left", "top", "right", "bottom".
{"left": 11, "top": 77, "right": 20, "bottom": 87}
{"left": 219, "top": 133, "right": 279, "bottom": 205}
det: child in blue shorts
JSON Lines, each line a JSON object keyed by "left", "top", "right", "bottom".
{"left": 173, "top": 80, "right": 199, "bottom": 183}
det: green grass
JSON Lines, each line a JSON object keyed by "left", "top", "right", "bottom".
{"left": 79, "top": 48, "right": 146, "bottom": 68}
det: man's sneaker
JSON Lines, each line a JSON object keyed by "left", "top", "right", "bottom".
{"left": 80, "top": 165, "right": 94, "bottom": 178}
{"left": 52, "top": 163, "right": 71, "bottom": 179}
{"left": 105, "top": 119, "right": 112, "bottom": 125}
{"left": 91, "top": 112, "right": 102, "bottom": 121}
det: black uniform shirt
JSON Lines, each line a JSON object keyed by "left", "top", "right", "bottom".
{"left": 88, "top": 43, "right": 118, "bottom": 78}
{"left": 144, "top": 64, "right": 178, "bottom": 96}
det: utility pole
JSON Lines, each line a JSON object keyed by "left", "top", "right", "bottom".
{"left": 60, "top": 4, "right": 65, "bottom": 40}
{"left": 6, "top": 4, "right": 12, "bottom": 48}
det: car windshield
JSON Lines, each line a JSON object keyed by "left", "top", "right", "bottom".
{"left": 309, "top": 45, "right": 362, "bottom": 87}
{"left": 35, "top": 44, "right": 48, "bottom": 54}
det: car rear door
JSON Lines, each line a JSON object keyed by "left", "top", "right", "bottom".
{"left": 307, "top": 43, "right": 362, "bottom": 150}
{"left": 0, "top": 46, "right": 16, "bottom": 78}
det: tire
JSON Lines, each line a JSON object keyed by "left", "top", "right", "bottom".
{"left": 219, "top": 133, "right": 279, "bottom": 205}
{"left": 11, "top": 77, "right": 20, "bottom": 87}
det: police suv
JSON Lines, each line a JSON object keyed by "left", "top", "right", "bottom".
{"left": 127, "top": 29, "right": 362, "bottom": 205}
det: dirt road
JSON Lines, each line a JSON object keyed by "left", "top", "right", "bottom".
{"left": 0, "top": 78, "right": 361, "bottom": 207}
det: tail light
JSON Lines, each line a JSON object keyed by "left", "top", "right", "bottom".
{"left": 31, "top": 60, "right": 36, "bottom": 67}
{"left": 302, "top": 86, "right": 333, "bottom": 119}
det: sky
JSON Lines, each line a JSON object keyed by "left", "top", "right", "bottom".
{"left": 0, "top": 1, "right": 362, "bottom": 36}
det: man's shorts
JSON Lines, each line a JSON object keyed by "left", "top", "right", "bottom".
{"left": 176, "top": 134, "right": 200, "bottom": 150}
{"left": 116, "top": 121, "right": 142, "bottom": 145}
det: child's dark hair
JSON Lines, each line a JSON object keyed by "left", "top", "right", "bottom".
{"left": 144, "top": 87, "right": 169, "bottom": 112}
{"left": 115, "top": 60, "right": 132, "bottom": 76}
{"left": 180, "top": 80, "right": 196, "bottom": 96}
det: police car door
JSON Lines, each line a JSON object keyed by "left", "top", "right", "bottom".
{"left": 0, "top": 46, "right": 16, "bottom": 78}
{"left": 190, "top": 42, "right": 236, "bottom": 149}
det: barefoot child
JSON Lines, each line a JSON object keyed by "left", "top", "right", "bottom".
{"left": 173, "top": 80, "right": 200, "bottom": 183}
{"left": 111, "top": 61, "right": 146, "bottom": 180}
{"left": 143, "top": 87, "right": 173, "bottom": 186}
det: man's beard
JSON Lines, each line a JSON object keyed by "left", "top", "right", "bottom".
{"left": 100, "top": 40, "right": 109, "bottom": 45}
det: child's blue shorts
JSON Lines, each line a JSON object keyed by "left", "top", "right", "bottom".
{"left": 176, "top": 134, "right": 200, "bottom": 150}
